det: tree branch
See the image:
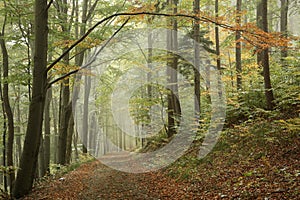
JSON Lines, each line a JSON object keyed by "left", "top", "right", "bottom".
{"left": 46, "top": 11, "right": 233, "bottom": 73}
{"left": 47, "top": 18, "right": 130, "bottom": 88}
{"left": 86, "top": 0, "right": 99, "bottom": 22}
{"left": 47, "top": 0, "right": 54, "bottom": 11}
{"left": 47, "top": 11, "right": 289, "bottom": 78}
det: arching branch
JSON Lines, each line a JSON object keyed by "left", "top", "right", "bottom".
{"left": 46, "top": 11, "right": 232, "bottom": 73}
{"left": 47, "top": 17, "right": 130, "bottom": 88}
{"left": 47, "top": 11, "right": 290, "bottom": 85}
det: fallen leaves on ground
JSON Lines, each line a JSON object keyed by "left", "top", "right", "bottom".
{"left": 21, "top": 120, "right": 299, "bottom": 200}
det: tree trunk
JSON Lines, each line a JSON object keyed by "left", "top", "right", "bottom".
{"left": 193, "top": 0, "right": 201, "bottom": 118}
{"left": 82, "top": 75, "right": 91, "bottom": 153}
{"left": 66, "top": 111, "right": 75, "bottom": 164}
{"left": 215, "top": 0, "right": 221, "bottom": 71}
{"left": 58, "top": 79, "right": 71, "bottom": 165}
{"left": 13, "top": 0, "right": 48, "bottom": 197}
{"left": 236, "top": 0, "right": 242, "bottom": 91}
{"left": 0, "top": 4, "right": 15, "bottom": 191}
{"left": 0, "top": 29, "right": 15, "bottom": 195}
{"left": 257, "top": 0, "right": 275, "bottom": 110}
{"left": 15, "top": 86, "right": 22, "bottom": 167}
{"left": 52, "top": 97, "right": 59, "bottom": 164}
{"left": 57, "top": 0, "right": 72, "bottom": 166}
{"left": 44, "top": 88, "right": 51, "bottom": 173}
{"left": 280, "top": 0, "right": 288, "bottom": 61}
{"left": 166, "top": 0, "right": 180, "bottom": 138}
{"left": 0, "top": 67, "right": 8, "bottom": 192}
{"left": 38, "top": 137, "right": 46, "bottom": 177}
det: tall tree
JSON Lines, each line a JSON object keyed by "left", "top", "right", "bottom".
{"left": 0, "top": 54, "right": 8, "bottom": 193}
{"left": 13, "top": 0, "right": 48, "bottom": 197}
{"left": 0, "top": 0, "right": 15, "bottom": 192}
{"left": 43, "top": 88, "right": 52, "bottom": 174}
{"left": 257, "top": 0, "right": 275, "bottom": 110}
{"left": 215, "top": 0, "right": 221, "bottom": 71}
{"left": 280, "top": 0, "right": 288, "bottom": 61}
{"left": 56, "top": 0, "right": 73, "bottom": 165}
{"left": 236, "top": 0, "right": 242, "bottom": 91}
{"left": 193, "top": 0, "right": 201, "bottom": 118}
{"left": 166, "top": 0, "right": 180, "bottom": 137}
{"left": 82, "top": 75, "right": 91, "bottom": 153}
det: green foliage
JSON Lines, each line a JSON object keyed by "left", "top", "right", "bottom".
{"left": 139, "top": 129, "right": 169, "bottom": 152}
{"left": 50, "top": 153, "right": 95, "bottom": 175}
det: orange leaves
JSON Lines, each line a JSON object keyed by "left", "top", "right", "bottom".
{"left": 230, "top": 22, "right": 291, "bottom": 50}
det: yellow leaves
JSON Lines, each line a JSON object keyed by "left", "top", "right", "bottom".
{"left": 52, "top": 63, "right": 79, "bottom": 76}
{"left": 129, "top": 4, "right": 156, "bottom": 13}
{"left": 275, "top": 118, "right": 300, "bottom": 132}
{"left": 53, "top": 37, "right": 102, "bottom": 49}
{"left": 53, "top": 39, "right": 73, "bottom": 48}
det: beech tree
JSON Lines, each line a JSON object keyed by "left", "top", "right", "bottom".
{"left": 7, "top": 0, "right": 296, "bottom": 198}
{"left": 280, "top": 0, "right": 288, "bottom": 61}
{"left": 236, "top": 0, "right": 242, "bottom": 91}
{"left": 193, "top": 0, "right": 201, "bottom": 117}
{"left": 13, "top": 0, "right": 48, "bottom": 197}
{"left": 257, "top": 0, "right": 275, "bottom": 110}
{"left": 0, "top": 0, "right": 15, "bottom": 192}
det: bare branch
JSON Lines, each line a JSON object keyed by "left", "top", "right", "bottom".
{"left": 47, "top": 18, "right": 130, "bottom": 88}
{"left": 86, "top": 0, "right": 99, "bottom": 22}
{"left": 47, "top": 11, "right": 288, "bottom": 76}
{"left": 46, "top": 11, "right": 230, "bottom": 73}
{"left": 47, "top": 0, "right": 54, "bottom": 11}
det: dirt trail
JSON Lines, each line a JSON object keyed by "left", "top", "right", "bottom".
{"left": 21, "top": 154, "right": 189, "bottom": 200}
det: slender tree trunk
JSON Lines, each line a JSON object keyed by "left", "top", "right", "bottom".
{"left": 193, "top": 0, "right": 201, "bottom": 118}
{"left": 44, "top": 88, "right": 51, "bottom": 173}
{"left": 73, "top": 129, "right": 79, "bottom": 161}
{"left": 257, "top": 0, "right": 263, "bottom": 64}
{"left": 16, "top": 90, "right": 22, "bottom": 166}
{"left": 236, "top": 0, "right": 242, "bottom": 91}
{"left": 215, "top": 0, "right": 221, "bottom": 71}
{"left": 280, "top": 0, "right": 288, "bottom": 61}
{"left": 38, "top": 137, "right": 46, "bottom": 177}
{"left": 166, "top": 0, "right": 180, "bottom": 138}
{"left": 52, "top": 97, "right": 59, "bottom": 164}
{"left": 74, "top": 0, "right": 90, "bottom": 153}
{"left": 0, "top": 68, "right": 8, "bottom": 192}
{"left": 0, "top": 5, "right": 15, "bottom": 192}
{"left": 57, "top": 0, "right": 72, "bottom": 166}
{"left": 0, "top": 24, "right": 15, "bottom": 194}
{"left": 13, "top": 0, "right": 48, "bottom": 197}
{"left": 66, "top": 112, "right": 74, "bottom": 164}
{"left": 257, "top": 0, "right": 275, "bottom": 110}
{"left": 58, "top": 79, "right": 71, "bottom": 165}
{"left": 172, "top": 0, "right": 181, "bottom": 122}
{"left": 82, "top": 75, "right": 91, "bottom": 153}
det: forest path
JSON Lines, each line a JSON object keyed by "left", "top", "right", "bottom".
{"left": 21, "top": 154, "right": 191, "bottom": 200}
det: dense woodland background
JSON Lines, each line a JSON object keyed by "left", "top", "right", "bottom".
{"left": 0, "top": 0, "right": 299, "bottom": 199}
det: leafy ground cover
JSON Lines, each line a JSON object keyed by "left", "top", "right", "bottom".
{"left": 19, "top": 117, "right": 299, "bottom": 200}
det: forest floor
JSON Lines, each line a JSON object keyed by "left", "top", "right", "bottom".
{"left": 20, "top": 118, "right": 299, "bottom": 200}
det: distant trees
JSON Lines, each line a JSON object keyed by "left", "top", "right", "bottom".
{"left": 0, "top": 0, "right": 294, "bottom": 198}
